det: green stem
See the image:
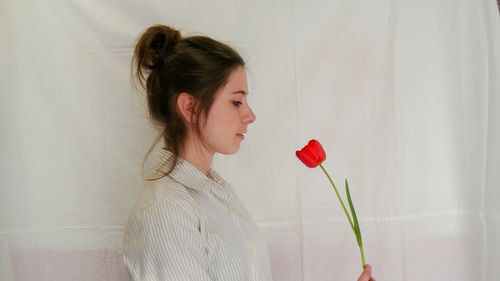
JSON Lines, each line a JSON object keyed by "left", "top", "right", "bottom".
{"left": 318, "top": 163, "right": 355, "bottom": 234}
{"left": 360, "top": 245, "right": 366, "bottom": 268}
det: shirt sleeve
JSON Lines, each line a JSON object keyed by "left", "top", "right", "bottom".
{"left": 123, "top": 200, "right": 213, "bottom": 281}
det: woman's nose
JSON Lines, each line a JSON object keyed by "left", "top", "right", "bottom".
{"left": 245, "top": 105, "right": 256, "bottom": 124}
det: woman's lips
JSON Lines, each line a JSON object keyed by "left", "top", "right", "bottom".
{"left": 237, "top": 134, "right": 245, "bottom": 140}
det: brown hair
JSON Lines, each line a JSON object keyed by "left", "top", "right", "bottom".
{"left": 131, "top": 24, "right": 245, "bottom": 180}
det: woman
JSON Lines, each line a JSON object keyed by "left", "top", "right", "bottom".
{"left": 122, "top": 24, "right": 375, "bottom": 281}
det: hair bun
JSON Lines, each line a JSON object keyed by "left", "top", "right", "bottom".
{"left": 135, "top": 25, "right": 182, "bottom": 71}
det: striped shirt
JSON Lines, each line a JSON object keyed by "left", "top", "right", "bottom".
{"left": 122, "top": 148, "right": 273, "bottom": 281}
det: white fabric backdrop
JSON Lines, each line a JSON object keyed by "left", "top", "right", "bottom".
{"left": 1, "top": 0, "right": 499, "bottom": 280}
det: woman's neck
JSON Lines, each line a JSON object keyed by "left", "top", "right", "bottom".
{"left": 178, "top": 132, "right": 214, "bottom": 176}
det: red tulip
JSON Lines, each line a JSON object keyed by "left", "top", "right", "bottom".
{"left": 295, "top": 139, "right": 326, "bottom": 168}
{"left": 295, "top": 138, "right": 366, "bottom": 268}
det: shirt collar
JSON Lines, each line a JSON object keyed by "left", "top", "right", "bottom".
{"left": 155, "top": 148, "right": 232, "bottom": 198}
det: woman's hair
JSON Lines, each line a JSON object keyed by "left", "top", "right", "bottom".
{"left": 131, "top": 24, "right": 245, "bottom": 180}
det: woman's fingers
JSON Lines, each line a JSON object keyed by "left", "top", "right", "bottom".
{"left": 357, "top": 264, "right": 373, "bottom": 281}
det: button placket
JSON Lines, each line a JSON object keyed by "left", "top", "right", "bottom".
{"left": 214, "top": 185, "right": 257, "bottom": 260}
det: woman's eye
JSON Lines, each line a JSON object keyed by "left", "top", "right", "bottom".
{"left": 232, "top": 101, "right": 243, "bottom": 107}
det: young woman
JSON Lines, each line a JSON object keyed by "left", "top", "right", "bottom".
{"left": 122, "top": 24, "right": 375, "bottom": 281}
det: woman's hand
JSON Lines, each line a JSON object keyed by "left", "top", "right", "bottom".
{"left": 357, "top": 264, "right": 375, "bottom": 281}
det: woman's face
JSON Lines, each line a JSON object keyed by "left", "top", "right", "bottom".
{"left": 199, "top": 66, "right": 256, "bottom": 155}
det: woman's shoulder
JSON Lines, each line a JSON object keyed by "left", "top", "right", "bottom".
{"left": 125, "top": 176, "right": 201, "bottom": 226}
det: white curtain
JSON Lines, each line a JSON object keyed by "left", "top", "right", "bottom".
{"left": 1, "top": 1, "right": 499, "bottom": 280}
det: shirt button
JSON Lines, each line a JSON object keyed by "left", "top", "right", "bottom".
{"left": 227, "top": 210, "right": 233, "bottom": 217}
{"left": 249, "top": 248, "right": 254, "bottom": 256}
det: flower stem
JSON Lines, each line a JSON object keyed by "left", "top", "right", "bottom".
{"left": 360, "top": 245, "right": 366, "bottom": 268}
{"left": 318, "top": 163, "right": 355, "bottom": 234}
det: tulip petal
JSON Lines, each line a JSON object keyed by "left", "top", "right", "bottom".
{"left": 302, "top": 145, "right": 320, "bottom": 164}
{"left": 296, "top": 149, "right": 319, "bottom": 168}
{"left": 308, "top": 139, "right": 326, "bottom": 162}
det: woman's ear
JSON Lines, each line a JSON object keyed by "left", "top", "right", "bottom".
{"left": 177, "top": 92, "right": 198, "bottom": 124}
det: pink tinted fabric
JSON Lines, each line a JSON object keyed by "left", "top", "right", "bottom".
{"left": 10, "top": 249, "right": 129, "bottom": 281}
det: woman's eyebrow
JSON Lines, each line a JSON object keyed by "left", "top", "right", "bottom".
{"left": 232, "top": 90, "right": 247, "bottom": 96}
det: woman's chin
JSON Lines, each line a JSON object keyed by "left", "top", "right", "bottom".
{"left": 218, "top": 144, "right": 241, "bottom": 155}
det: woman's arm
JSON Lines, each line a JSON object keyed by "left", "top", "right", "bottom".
{"left": 123, "top": 200, "right": 213, "bottom": 281}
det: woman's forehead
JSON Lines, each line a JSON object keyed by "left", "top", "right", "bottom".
{"left": 226, "top": 69, "right": 248, "bottom": 92}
